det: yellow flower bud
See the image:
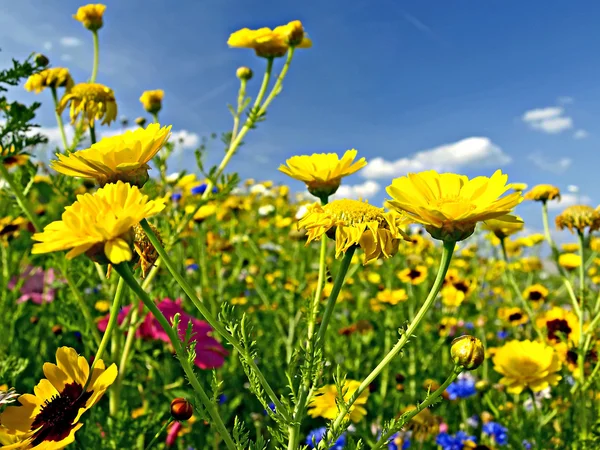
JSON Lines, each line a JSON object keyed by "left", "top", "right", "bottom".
{"left": 450, "top": 335, "right": 485, "bottom": 370}
{"left": 236, "top": 66, "right": 253, "bottom": 81}
{"left": 34, "top": 53, "right": 49, "bottom": 67}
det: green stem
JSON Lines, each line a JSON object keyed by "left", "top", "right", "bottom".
{"left": 289, "top": 246, "right": 355, "bottom": 450}
{"left": 578, "top": 230, "right": 586, "bottom": 384}
{"left": 325, "top": 240, "right": 456, "bottom": 441}
{"left": 144, "top": 418, "right": 173, "bottom": 450}
{"left": 0, "top": 163, "right": 43, "bottom": 231}
{"left": 91, "top": 30, "right": 99, "bottom": 83}
{"left": 372, "top": 368, "right": 462, "bottom": 449}
{"left": 151, "top": 112, "right": 159, "bottom": 124}
{"left": 230, "top": 79, "right": 247, "bottom": 143}
{"left": 114, "top": 263, "right": 237, "bottom": 450}
{"left": 139, "top": 219, "right": 288, "bottom": 421}
{"left": 251, "top": 58, "right": 274, "bottom": 112}
{"left": 50, "top": 86, "right": 69, "bottom": 152}
{"left": 89, "top": 123, "right": 97, "bottom": 145}
{"left": 499, "top": 238, "right": 544, "bottom": 341}
{"left": 257, "top": 49, "right": 294, "bottom": 115}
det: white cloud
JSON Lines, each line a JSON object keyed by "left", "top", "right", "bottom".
{"left": 522, "top": 106, "right": 573, "bottom": 134}
{"left": 528, "top": 152, "right": 571, "bottom": 174}
{"left": 547, "top": 193, "right": 592, "bottom": 211}
{"left": 361, "top": 137, "right": 510, "bottom": 179}
{"left": 170, "top": 130, "right": 200, "bottom": 149}
{"left": 42, "top": 41, "right": 52, "bottom": 50}
{"left": 567, "top": 185, "right": 579, "bottom": 193}
{"left": 557, "top": 96, "right": 574, "bottom": 104}
{"left": 574, "top": 129, "right": 588, "bottom": 139}
{"left": 331, "top": 181, "right": 380, "bottom": 200}
{"left": 60, "top": 54, "right": 72, "bottom": 62}
{"left": 59, "top": 36, "right": 82, "bottom": 47}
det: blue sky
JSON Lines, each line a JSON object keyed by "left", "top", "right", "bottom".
{"left": 1, "top": 0, "right": 599, "bottom": 240}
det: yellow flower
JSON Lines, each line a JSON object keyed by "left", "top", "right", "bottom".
{"left": 371, "top": 289, "right": 408, "bottom": 311}
{"left": 483, "top": 215, "right": 524, "bottom": 239}
{"left": 24, "top": 68, "right": 74, "bottom": 94}
{"left": 515, "top": 233, "right": 545, "bottom": 247}
{"left": 522, "top": 284, "right": 548, "bottom": 304}
{"left": 279, "top": 149, "right": 366, "bottom": 197}
{"left": 298, "top": 199, "right": 408, "bottom": 264}
{"left": 1, "top": 145, "right": 29, "bottom": 169}
{"left": 51, "top": 124, "right": 171, "bottom": 187}
{"left": 556, "top": 205, "right": 600, "bottom": 234}
{"left": 498, "top": 307, "right": 528, "bottom": 326}
{"left": 94, "top": 300, "right": 111, "bottom": 312}
{"left": 397, "top": 265, "right": 428, "bottom": 285}
{"left": 438, "top": 317, "right": 458, "bottom": 337}
{"left": 0, "top": 347, "right": 117, "bottom": 449}
{"left": 386, "top": 170, "right": 522, "bottom": 241}
{"left": 441, "top": 285, "right": 465, "bottom": 308}
{"left": 536, "top": 306, "right": 580, "bottom": 346}
{"left": 510, "top": 182, "right": 528, "bottom": 192}
{"left": 492, "top": 340, "right": 562, "bottom": 394}
{"left": 308, "top": 380, "right": 368, "bottom": 423}
{"left": 57, "top": 82, "right": 117, "bottom": 126}
{"left": 559, "top": 253, "right": 581, "bottom": 270}
{"left": 524, "top": 184, "right": 561, "bottom": 202}
{"left": 139, "top": 90, "right": 164, "bottom": 114}
{"left": 32, "top": 181, "right": 165, "bottom": 264}
{"left": 0, "top": 216, "right": 29, "bottom": 245}
{"left": 73, "top": 3, "right": 106, "bottom": 31}
{"left": 191, "top": 204, "right": 217, "bottom": 223}
{"left": 228, "top": 21, "right": 311, "bottom": 58}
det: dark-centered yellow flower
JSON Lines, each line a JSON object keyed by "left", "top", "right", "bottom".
{"left": 397, "top": 265, "right": 428, "bottom": 285}
{"left": 57, "top": 82, "right": 117, "bottom": 126}
{"left": 298, "top": 199, "right": 409, "bottom": 264}
{"left": 139, "top": 90, "right": 164, "bottom": 114}
{"left": 0, "top": 347, "right": 117, "bottom": 449}
{"left": 1, "top": 145, "right": 29, "bottom": 169}
{"left": 279, "top": 149, "right": 367, "bottom": 197}
{"left": 556, "top": 205, "right": 600, "bottom": 234}
{"left": 228, "top": 21, "right": 311, "bottom": 58}
{"left": 73, "top": 3, "right": 106, "bottom": 31}
{"left": 32, "top": 181, "right": 165, "bottom": 264}
{"left": 50, "top": 123, "right": 171, "bottom": 187}
{"left": 524, "top": 184, "right": 561, "bottom": 202}
{"left": 523, "top": 284, "right": 548, "bottom": 305}
{"left": 24, "top": 68, "right": 74, "bottom": 94}
{"left": 386, "top": 170, "right": 522, "bottom": 242}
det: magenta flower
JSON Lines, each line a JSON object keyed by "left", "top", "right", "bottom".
{"left": 98, "top": 298, "right": 227, "bottom": 369}
{"left": 8, "top": 266, "right": 60, "bottom": 304}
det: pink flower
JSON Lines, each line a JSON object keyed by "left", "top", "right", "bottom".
{"left": 98, "top": 298, "right": 227, "bottom": 369}
{"left": 8, "top": 266, "right": 60, "bottom": 304}
{"left": 165, "top": 421, "right": 182, "bottom": 447}
{"left": 439, "top": 422, "right": 449, "bottom": 433}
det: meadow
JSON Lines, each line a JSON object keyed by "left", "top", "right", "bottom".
{"left": 1, "top": 4, "right": 599, "bottom": 450}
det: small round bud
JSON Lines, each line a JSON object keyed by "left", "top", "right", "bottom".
{"left": 34, "top": 53, "right": 50, "bottom": 67}
{"left": 450, "top": 335, "right": 485, "bottom": 370}
{"left": 480, "top": 411, "right": 494, "bottom": 424}
{"left": 236, "top": 66, "right": 253, "bottom": 81}
{"left": 170, "top": 397, "right": 193, "bottom": 421}
{"left": 475, "top": 380, "right": 491, "bottom": 393}
{"left": 135, "top": 117, "right": 147, "bottom": 127}
{"left": 52, "top": 324, "right": 63, "bottom": 335}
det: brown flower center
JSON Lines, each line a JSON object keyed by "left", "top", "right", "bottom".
{"left": 546, "top": 319, "right": 572, "bottom": 342}
{"left": 508, "top": 312, "right": 523, "bottom": 322}
{"left": 529, "top": 290, "right": 543, "bottom": 301}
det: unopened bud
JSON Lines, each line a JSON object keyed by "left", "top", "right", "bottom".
{"left": 34, "top": 53, "right": 49, "bottom": 67}
{"left": 170, "top": 397, "right": 193, "bottom": 421}
{"left": 236, "top": 66, "right": 253, "bottom": 81}
{"left": 450, "top": 335, "right": 484, "bottom": 370}
{"left": 135, "top": 117, "right": 147, "bottom": 127}
{"left": 475, "top": 380, "right": 491, "bottom": 393}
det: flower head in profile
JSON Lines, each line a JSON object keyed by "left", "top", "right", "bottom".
{"left": 298, "top": 199, "right": 409, "bottom": 264}
{"left": 492, "top": 340, "right": 562, "bottom": 394}
{"left": 524, "top": 184, "right": 561, "bottom": 202}
{"left": 308, "top": 380, "right": 369, "bottom": 423}
{"left": 57, "top": 82, "right": 117, "bottom": 126}
{"left": 228, "top": 21, "right": 311, "bottom": 58}
{"left": 24, "top": 68, "right": 74, "bottom": 94}
{"left": 483, "top": 215, "right": 525, "bottom": 239}
{"left": 73, "top": 3, "right": 106, "bottom": 31}
{"left": 32, "top": 181, "right": 165, "bottom": 264}
{"left": 51, "top": 123, "right": 171, "bottom": 186}
{"left": 556, "top": 205, "right": 600, "bottom": 234}
{"left": 559, "top": 253, "right": 581, "bottom": 270}
{"left": 0, "top": 347, "right": 117, "bottom": 449}
{"left": 279, "top": 149, "right": 367, "bottom": 198}
{"left": 139, "top": 89, "right": 164, "bottom": 114}
{"left": 386, "top": 170, "right": 522, "bottom": 242}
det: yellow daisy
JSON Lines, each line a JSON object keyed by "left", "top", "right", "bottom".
{"left": 228, "top": 21, "right": 311, "bottom": 58}
{"left": 32, "top": 181, "right": 165, "bottom": 264}
{"left": 559, "top": 253, "right": 582, "bottom": 270}
{"left": 57, "top": 82, "right": 117, "bottom": 126}
{"left": 308, "top": 380, "right": 369, "bottom": 423}
{"left": 492, "top": 340, "right": 562, "bottom": 394}
{"left": 556, "top": 205, "right": 600, "bottom": 234}
{"left": 522, "top": 284, "right": 548, "bottom": 304}
{"left": 298, "top": 199, "right": 409, "bottom": 264}
{"left": 139, "top": 89, "right": 164, "bottom": 114}
{"left": 73, "top": 3, "right": 106, "bottom": 31}
{"left": 386, "top": 170, "right": 522, "bottom": 242}
{"left": 397, "top": 265, "right": 428, "bottom": 285}
{"left": 50, "top": 123, "right": 171, "bottom": 187}
{"left": 0, "top": 347, "right": 117, "bottom": 449}
{"left": 24, "top": 68, "right": 74, "bottom": 94}
{"left": 1, "top": 145, "right": 29, "bottom": 169}
{"left": 483, "top": 215, "right": 525, "bottom": 239}
{"left": 536, "top": 306, "right": 580, "bottom": 346}
{"left": 524, "top": 184, "right": 561, "bottom": 202}
{"left": 279, "top": 149, "right": 367, "bottom": 198}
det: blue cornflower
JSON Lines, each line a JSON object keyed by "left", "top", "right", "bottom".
{"left": 171, "top": 192, "right": 182, "bottom": 201}
{"left": 306, "top": 427, "right": 345, "bottom": 449}
{"left": 263, "top": 402, "right": 276, "bottom": 415}
{"left": 186, "top": 263, "right": 199, "bottom": 272}
{"left": 446, "top": 374, "right": 477, "bottom": 400}
{"left": 522, "top": 440, "right": 532, "bottom": 449}
{"left": 464, "top": 322, "right": 475, "bottom": 329}
{"left": 482, "top": 421, "right": 508, "bottom": 446}
{"left": 191, "top": 183, "right": 218, "bottom": 195}
{"left": 497, "top": 330, "right": 509, "bottom": 339}
{"left": 388, "top": 431, "right": 410, "bottom": 449}
{"left": 436, "top": 431, "right": 476, "bottom": 450}
{"left": 218, "top": 394, "right": 227, "bottom": 405}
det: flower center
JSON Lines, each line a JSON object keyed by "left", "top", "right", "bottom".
{"left": 408, "top": 269, "right": 422, "bottom": 280}
{"left": 508, "top": 312, "right": 523, "bottom": 322}
{"left": 325, "top": 200, "right": 386, "bottom": 227}
{"left": 529, "top": 291, "right": 543, "bottom": 301}
{"left": 546, "top": 319, "right": 572, "bottom": 342}
{"left": 30, "top": 383, "right": 92, "bottom": 445}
